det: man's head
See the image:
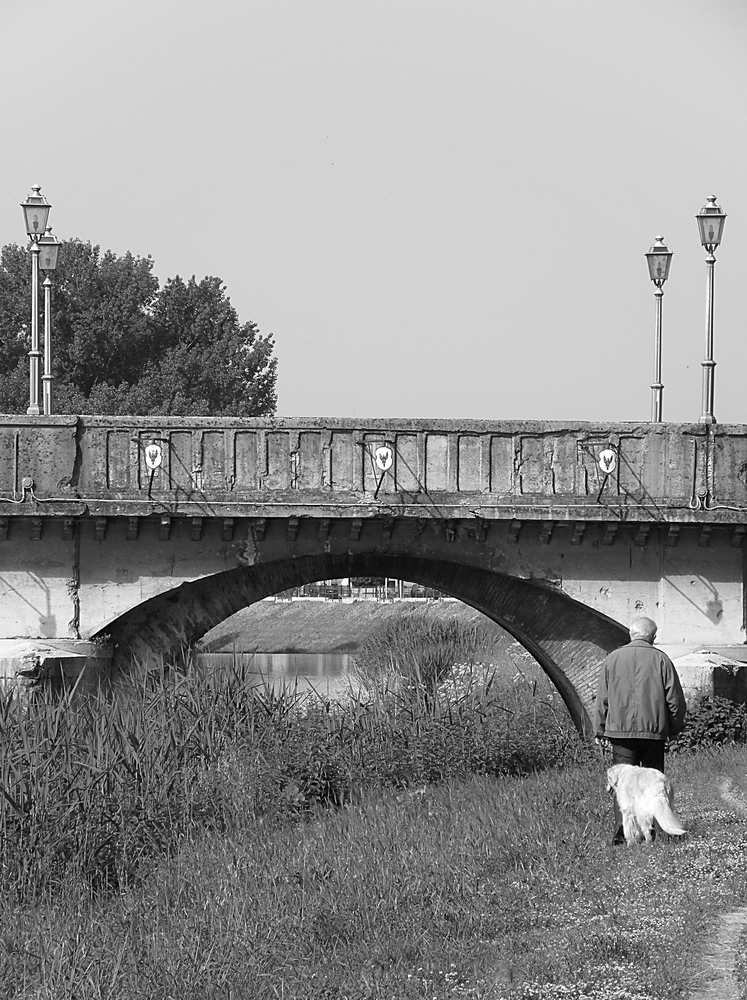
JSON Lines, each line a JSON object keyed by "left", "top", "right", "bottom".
{"left": 629, "top": 616, "right": 657, "bottom": 643}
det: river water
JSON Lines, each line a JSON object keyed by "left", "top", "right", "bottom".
{"left": 196, "top": 651, "right": 354, "bottom": 698}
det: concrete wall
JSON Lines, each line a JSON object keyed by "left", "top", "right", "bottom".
{"left": 3, "top": 415, "right": 747, "bottom": 714}
{"left": 1, "top": 514, "right": 742, "bottom": 651}
{"left": 3, "top": 414, "right": 747, "bottom": 513}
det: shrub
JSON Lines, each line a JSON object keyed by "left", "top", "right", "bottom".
{"left": 671, "top": 695, "right": 747, "bottom": 751}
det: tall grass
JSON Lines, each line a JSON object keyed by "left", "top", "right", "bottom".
{"left": 352, "top": 611, "right": 498, "bottom": 696}
{"left": 0, "top": 623, "right": 581, "bottom": 901}
{"left": 3, "top": 621, "right": 747, "bottom": 997}
{"left": 3, "top": 748, "right": 747, "bottom": 999}
{"left": 0, "top": 663, "right": 302, "bottom": 896}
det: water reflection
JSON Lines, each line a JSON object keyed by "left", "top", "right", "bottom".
{"left": 197, "top": 651, "right": 353, "bottom": 697}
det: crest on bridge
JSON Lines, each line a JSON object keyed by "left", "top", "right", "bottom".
{"left": 374, "top": 445, "right": 394, "bottom": 472}
{"left": 144, "top": 443, "right": 163, "bottom": 470}
{"left": 598, "top": 447, "right": 617, "bottom": 475}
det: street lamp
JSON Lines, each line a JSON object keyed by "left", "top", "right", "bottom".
{"left": 644, "top": 236, "right": 673, "bottom": 422}
{"left": 20, "top": 185, "right": 52, "bottom": 416}
{"left": 38, "top": 227, "right": 61, "bottom": 415}
{"left": 696, "top": 195, "right": 726, "bottom": 425}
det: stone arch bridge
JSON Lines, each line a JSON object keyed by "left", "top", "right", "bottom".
{"left": 2, "top": 414, "right": 747, "bottom": 734}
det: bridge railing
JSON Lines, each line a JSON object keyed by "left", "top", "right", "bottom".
{"left": 1, "top": 415, "right": 746, "bottom": 519}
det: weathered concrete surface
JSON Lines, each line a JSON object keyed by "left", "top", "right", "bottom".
{"left": 3, "top": 414, "right": 747, "bottom": 519}
{"left": 0, "top": 638, "right": 112, "bottom": 693}
{"left": 0, "top": 515, "right": 744, "bottom": 652}
{"left": 3, "top": 415, "right": 747, "bottom": 724}
{"left": 673, "top": 651, "right": 747, "bottom": 704}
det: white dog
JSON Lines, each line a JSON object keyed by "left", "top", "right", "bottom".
{"left": 606, "top": 764, "right": 687, "bottom": 845}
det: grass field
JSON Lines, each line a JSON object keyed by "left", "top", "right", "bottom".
{"left": 1, "top": 619, "right": 747, "bottom": 999}
{"left": 2, "top": 745, "right": 747, "bottom": 999}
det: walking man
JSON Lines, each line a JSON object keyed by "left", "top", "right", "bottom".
{"left": 594, "top": 616, "right": 687, "bottom": 844}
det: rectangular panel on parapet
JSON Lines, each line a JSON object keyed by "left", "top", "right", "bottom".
{"left": 517, "top": 436, "right": 552, "bottom": 494}
{"left": 200, "top": 431, "right": 226, "bottom": 491}
{"left": 490, "top": 435, "right": 514, "bottom": 494}
{"left": 134, "top": 430, "right": 168, "bottom": 492}
{"left": 11, "top": 421, "right": 78, "bottom": 496}
{"left": 106, "top": 431, "right": 131, "bottom": 491}
{"left": 663, "top": 429, "right": 699, "bottom": 501}
{"left": 168, "top": 432, "right": 193, "bottom": 492}
{"left": 713, "top": 431, "right": 747, "bottom": 503}
{"left": 76, "top": 425, "right": 107, "bottom": 492}
{"left": 263, "top": 432, "right": 291, "bottom": 490}
{"left": 395, "top": 434, "right": 419, "bottom": 492}
{"left": 0, "top": 429, "right": 15, "bottom": 493}
{"left": 425, "top": 434, "right": 449, "bottom": 492}
{"left": 519, "top": 431, "right": 583, "bottom": 495}
{"left": 0, "top": 422, "right": 72, "bottom": 495}
{"left": 328, "top": 432, "right": 354, "bottom": 490}
{"left": 457, "top": 435, "right": 484, "bottom": 493}
{"left": 362, "top": 433, "right": 394, "bottom": 493}
{"left": 296, "top": 432, "right": 323, "bottom": 489}
{"left": 233, "top": 431, "right": 258, "bottom": 490}
{"left": 550, "top": 433, "right": 579, "bottom": 494}
{"left": 617, "top": 431, "right": 668, "bottom": 501}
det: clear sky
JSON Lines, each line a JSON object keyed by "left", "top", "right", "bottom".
{"left": 1, "top": 1, "right": 745, "bottom": 424}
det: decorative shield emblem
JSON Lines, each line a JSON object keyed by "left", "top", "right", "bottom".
{"left": 145, "top": 444, "right": 163, "bottom": 470}
{"left": 374, "top": 445, "right": 394, "bottom": 472}
{"left": 598, "top": 448, "right": 617, "bottom": 474}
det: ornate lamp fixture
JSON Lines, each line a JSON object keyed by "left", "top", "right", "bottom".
{"left": 695, "top": 195, "right": 726, "bottom": 425}
{"left": 644, "top": 236, "right": 673, "bottom": 422}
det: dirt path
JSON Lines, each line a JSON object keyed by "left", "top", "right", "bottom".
{"left": 689, "top": 780, "right": 747, "bottom": 1000}
{"left": 689, "top": 907, "right": 747, "bottom": 1000}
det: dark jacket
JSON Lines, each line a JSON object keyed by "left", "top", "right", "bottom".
{"left": 594, "top": 639, "right": 687, "bottom": 741}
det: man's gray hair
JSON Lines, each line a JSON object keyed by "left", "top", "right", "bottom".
{"left": 629, "top": 616, "right": 657, "bottom": 642}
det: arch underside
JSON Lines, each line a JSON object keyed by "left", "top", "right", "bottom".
{"left": 104, "top": 553, "right": 629, "bottom": 738}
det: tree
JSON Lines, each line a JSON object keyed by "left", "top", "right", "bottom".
{"left": 0, "top": 240, "right": 277, "bottom": 417}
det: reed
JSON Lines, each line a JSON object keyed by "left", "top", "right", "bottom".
{"left": 4, "top": 638, "right": 746, "bottom": 998}
{"left": 0, "top": 639, "right": 579, "bottom": 900}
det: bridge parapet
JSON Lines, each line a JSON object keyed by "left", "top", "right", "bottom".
{"left": 1, "top": 415, "right": 747, "bottom": 524}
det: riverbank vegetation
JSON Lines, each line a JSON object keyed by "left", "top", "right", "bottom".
{"left": 1, "top": 617, "right": 747, "bottom": 998}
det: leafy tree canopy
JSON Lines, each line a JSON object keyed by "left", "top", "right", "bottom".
{"left": 0, "top": 239, "right": 277, "bottom": 417}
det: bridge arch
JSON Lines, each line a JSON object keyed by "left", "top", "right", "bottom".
{"left": 104, "top": 553, "right": 629, "bottom": 737}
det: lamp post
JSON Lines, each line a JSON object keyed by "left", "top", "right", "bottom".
{"left": 20, "top": 185, "right": 52, "bottom": 416}
{"left": 644, "top": 236, "right": 673, "bottom": 423}
{"left": 38, "top": 227, "right": 61, "bottom": 415}
{"left": 696, "top": 195, "right": 726, "bottom": 425}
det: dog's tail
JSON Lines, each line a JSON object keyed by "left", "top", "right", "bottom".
{"left": 652, "top": 793, "right": 687, "bottom": 836}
